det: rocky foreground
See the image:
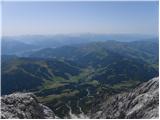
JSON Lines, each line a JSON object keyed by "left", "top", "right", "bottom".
{"left": 1, "top": 77, "right": 159, "bottom": 119}
{"left": 1, "top": 93, "right": 55, "bottom": 119}
{"left": 91, "top": 77, "right": 159, "bottom": 119}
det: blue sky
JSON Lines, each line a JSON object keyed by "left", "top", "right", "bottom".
{"left": 2, "top": 1, "right": 158, "bottom": 36}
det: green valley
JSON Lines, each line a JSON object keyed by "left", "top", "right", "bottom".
{"left": 1, "top": 40, "right": 158, "bottom": 118}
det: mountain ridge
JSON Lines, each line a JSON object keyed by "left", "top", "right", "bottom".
{"left": 1, "top": 40, "right": 158, "bottom": 118}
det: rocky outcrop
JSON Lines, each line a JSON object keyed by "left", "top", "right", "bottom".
{"left": 1, "top": 77, "right": 158, "bottom": 119}
{"left": 91, "top": 77, "right": 159, "bottom": 119}
{"left": 1, "top": 93, "right": 55, "bottom": 119}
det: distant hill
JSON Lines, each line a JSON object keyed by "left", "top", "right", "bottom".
{"left": 2, "top": 34, "right": 158, "bottom": 56}
{"left": 1, "top": 40, "right": 38, "bottom": 55}
{"left": 1, "top": 40, "right": 158, "bottom": 117}
{"left": 2, "top": 56, "right": 80, "bottom": 95}
{"left": 30, "top": 40, "right": 158, "bottom": 67}
{"left": 2, "top": 40, "right": 158, "bottom": 94}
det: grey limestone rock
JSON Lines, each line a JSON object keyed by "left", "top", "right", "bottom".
{"left": 91, "top": 77, "right": 159, "bottom": 119}
{"left": 1, "top": 93, "right": 55, "bottom": 119}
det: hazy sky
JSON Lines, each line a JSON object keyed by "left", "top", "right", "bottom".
{"left": 2, "top": 1, "right": 158, "bottom": 36}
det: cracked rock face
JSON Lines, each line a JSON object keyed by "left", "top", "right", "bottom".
{"left": 91, "top": 77, "right": 159, "bottom": 119}
{"left": 1, "top": 93, "right": 55, "bottom": 119}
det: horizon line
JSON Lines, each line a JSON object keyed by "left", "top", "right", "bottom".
{"left": 2, "top": 33, "right": 159, "bottom": 37}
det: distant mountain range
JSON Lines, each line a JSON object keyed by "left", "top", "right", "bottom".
{"left": 1, "top": 38, "right": 159, "bottom": 118}
{"left": 2, "top": 34, "right": 158, "bottom": 55}
{"left": 29, "top": 40, "right": 158, "bottom": 65}
{"left": 1, "top": 40, "right": 37, "bottom": 55}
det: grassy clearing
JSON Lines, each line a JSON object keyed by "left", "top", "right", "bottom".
{"left": 111, "top": 80, "right": 140, "bottom": 89}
